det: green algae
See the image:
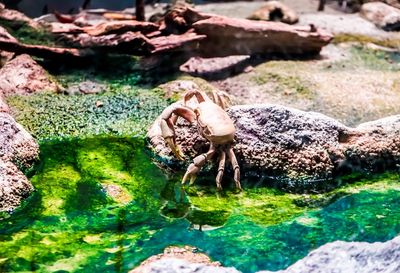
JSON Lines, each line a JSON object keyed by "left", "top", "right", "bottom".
{"left": 333, "top": 33, "right": 400, "bottom": 49}
{"left": 0, "top": 137, "right": 399, "bottom": 273}
{"left": 326, "top": 46, "right": 400, "bottom": 72}
{"left": 6, "top": 88, "right": 169, "bottom": 140}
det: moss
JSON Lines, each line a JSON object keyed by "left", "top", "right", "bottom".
{"left": 325, "top": 45, "right": 400, "bottom": 72}
{"left": 7, "top": 87, "right": 168, "bottom": 140}
{"left": 333, "top": 33, "right": 400, "bottom": 49}
{"left": 252, "top": 70, "right": 315, "bottom": 99}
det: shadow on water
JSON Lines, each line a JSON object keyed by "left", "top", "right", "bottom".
{"left": 0, "top": 136, "right": 399, "bottom": 272}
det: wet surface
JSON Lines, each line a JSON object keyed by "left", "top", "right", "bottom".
{"left": 0, "top": 137, "right": 399, "bottom": 272}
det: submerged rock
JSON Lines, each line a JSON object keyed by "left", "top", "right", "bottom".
{"left": 247, "top": 1, "right": 299, "bottom": 25}
{"left": 130, "top": 246, "right": 239, "bottom": 273}
{"left": 360, "top": 2, "right": 400, "bottom": 31}
{"left": 0, "top": 54, "right": 60, "bottom": 95}
{"left": 148, "top": 103, "right": 399, "bottom": 192}
{"left": 259, "top": 235, "right": 400, "bottom": 273}
{"left": 0, "top": 112, "right": 38, "bottom": 213}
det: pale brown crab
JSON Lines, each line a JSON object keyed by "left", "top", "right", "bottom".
{"left": 160, "top": 90, "right": 242, "bottom": 191}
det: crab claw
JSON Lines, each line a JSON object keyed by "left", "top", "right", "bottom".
{"left": 165, "top": 136, "right": 185, "bottom": 160}
{"left": 160, "top": 104, "right": 196, "bottom": 161}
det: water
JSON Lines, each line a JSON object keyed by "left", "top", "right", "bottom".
{"left": 0, "top": 137, "right": 399, "bottom": 273}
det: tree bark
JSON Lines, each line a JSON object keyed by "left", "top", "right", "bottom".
{"left": 136, "top": 0, "right": 145, "bottom": 21}
{"left": 318, "top": 0, "right": 326, "bottom": 11}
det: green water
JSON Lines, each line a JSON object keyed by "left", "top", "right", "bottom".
{"left": 0, "top": 137, "right": 399, "bottom": 273}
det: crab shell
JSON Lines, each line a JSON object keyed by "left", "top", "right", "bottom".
{"left": 194, "top": 101, "right": 235, "bottom": 145}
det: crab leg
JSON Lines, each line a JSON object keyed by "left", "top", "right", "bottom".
{"left": 215, "top": 151, "right": 226, "bottom": 190}
{"left": 160, "top": 104, "right": 196, "bottom": 160}
{"left": 227, "top": 146, "right": 242, "bottom": 191}
{"left": 183, "top": 90, "right": 209, "bottom": 105}
{"left": 182, "top": 144, "right": 216, "bottom": 186}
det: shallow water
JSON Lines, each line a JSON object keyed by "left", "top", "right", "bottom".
{"left": 0, "top": 137, "right": 399, "bottom": 273}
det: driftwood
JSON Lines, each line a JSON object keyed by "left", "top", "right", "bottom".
{"left": 82, "top": 20, "right": 158, "bottom": 36}
{"left": 0, "top": 6, "right": 333, "bottom": 61}
{"left": 192, "top": 16, "right": 333, "bottom": 57}
{"left": 60, "top": 31, "right": 154, "bottom": 55}
{"left": 0, "top": 38, "right": 94, "bottom": 59}
{"left": 150, "top": 31, "right": 206, "bottom": 54}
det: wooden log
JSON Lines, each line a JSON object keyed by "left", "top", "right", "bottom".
{"left": 149, "top": 31, "right": 206, "bottom": 54}
{"left": 192, "top": 16, "right": 333, "bottom": 57}
{"left": 82, "top": 20, "right": 158, "bottom": 36}
{"left": 59, "top": 31, "right": 154, "bottom": 55}
{"left": 0, "top": 36, "right": 94, "bottom": 60}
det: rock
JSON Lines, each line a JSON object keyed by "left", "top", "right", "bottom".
{"left": 0, "top": 160, "right": 34, "bottom": 214}
{"left": 0, "top": 54, "right": 61, "bottom": 95}
{"left": 0, "top": 93, "right": 9, "bottom": 113}
{"left": 148, "top": 102, "right": 400, "bottom": 192}
{"left": 0, "top": 112, "right": 39, "bottom": 166}
{"left": 345, "top": 0, "right": 400, "bottom": 12}
{"left": 247, "top": 1, "right": 299, "bottom": 25}
{"left": 259, "top": 235, "right": 400, "bottom": 273}
{"left": 130, "top": 246, "right": 239, "bottom": 273}
{"left": 0, "top": 112, "right": 38, "bottom": 213}
{"left": 192, "top": 15, "right": 332, "bottom": 57}
{"left": 0, "top": 25, "right": 18, "bottom": 43}
{"left": 65, "top": 80, "right": 107, "bottom": 95}
{"left": 360, "top": 2, "right": 400, "bottom": 31}
{"left": 131, "top": 236, "right": 400, "bottom": 273}
{"left": 0, "top": 4, "right": 41, "bottom": 29}
{"left": 180, "top": 56, "right": 251, "bottom": 80}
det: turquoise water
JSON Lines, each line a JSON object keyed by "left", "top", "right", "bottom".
{"left": 0, "top": 137, "right": 399, "bottom": 273}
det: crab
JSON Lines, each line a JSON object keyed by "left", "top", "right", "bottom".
{"left": 159, "top": 89, "right": 242, "bottom": 191}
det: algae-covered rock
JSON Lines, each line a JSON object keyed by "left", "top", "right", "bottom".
{"left": 0, "top": 54, "right": 61, "bottom": 96}
{"left": 148, "top": 103, "right": 400, "bottom": 192}
{"left": 259, "top": 235, "right": 400, "bottom": 273}
{"left": 0, "top": 112, "right": 38, "bottom": 213}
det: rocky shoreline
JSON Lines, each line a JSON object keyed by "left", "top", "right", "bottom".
{"left": 148, "top": 89, "right": 400, "bottom": 192}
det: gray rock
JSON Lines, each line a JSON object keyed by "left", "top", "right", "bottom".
{"left": 133, "top": 258, "right": 240, "bottom": 273}
{"left": 148, "top": 103, "right": 400, "bottom": 192}
{"left": 361, "top": 2, "right": 400, "bottom": 31}
{"left": 258, "top": 235, "right": 400, "bottom": 273}
{"left": 0, "top": 54, "right": 60, "bottom": 96}
{"left": 0, "top": 112, "right": 38, "bottom": 213}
